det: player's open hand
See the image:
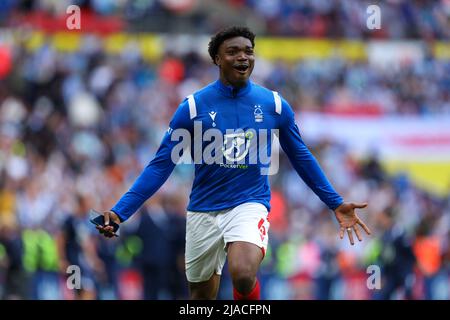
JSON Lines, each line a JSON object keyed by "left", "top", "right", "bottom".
{"left": 334, "top": 202, "right": 371, "bottom": 245}
{"left": 96, "top": 211, "right": 121, "bottom": 238}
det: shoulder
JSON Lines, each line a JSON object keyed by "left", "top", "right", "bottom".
{"left": 177, "top": 83, "right": 209, "bottom": 120}
{"left": 189, "top": 82, "right": 218, "bottom": 101}
{"left": 250, "top": 82, "right": 278, "bottom": 100}
{"left": 180, "top": 82, "right": 220, "bottom": 119}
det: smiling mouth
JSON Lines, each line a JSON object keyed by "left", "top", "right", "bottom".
{"left": 233, "top": 64, "right": 249, "bottom": 74}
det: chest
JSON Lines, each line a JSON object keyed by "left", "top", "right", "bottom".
{"left": 195, "top": 99, "right": 278, "bottom": 133}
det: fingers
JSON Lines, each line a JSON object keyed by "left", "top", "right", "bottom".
{"left": 357, "top": 219, "right": 372, "bottom": 235}
{"left": 353, "top": 224, "right": 363, "bottom": 242}
{"left": 347, "top": 228, "right": 354, "bottom": 245}
{"left": 339, "top": 227, "right": 345, "bottom": 240}
{"left": 96, "top": 223, "right": 115, "bottom": 238}
{"left": 351, "top": 202, "right": 368, "bottom": 209}
{"left": 103, "top": 211, "right": 110, "bottom": 226}
{"left": 102, "top": 212, "right": 117, "bottom": 237}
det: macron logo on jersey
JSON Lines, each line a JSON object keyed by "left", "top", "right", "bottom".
{"left": 209, "top": 111, "right": 217, "bottom": 127}
{"left": 208, "top": 111, "right": 217, "bottom": 121}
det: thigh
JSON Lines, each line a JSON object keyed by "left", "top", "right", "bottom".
{"left": 185, "top": 211, "right": 226, "bottom": 283}
{"left": 227, "top": 241, "right": 263, "bottom": 275}
{"left": 220, "top": 202, "right": 270, "bottom": 257}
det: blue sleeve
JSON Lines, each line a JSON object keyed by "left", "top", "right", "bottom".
{"left": 111, "top": 99, "right": 192, "bottom": 222}
{"left": 278, "top": 98, "right": 344, "bottom": 210}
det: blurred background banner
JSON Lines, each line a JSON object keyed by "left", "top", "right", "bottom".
{"left": 301, "top": 112, "right": 450, "bottom": 196}
{"left": 0, "top": 0, "right": 449, "bottom": 300}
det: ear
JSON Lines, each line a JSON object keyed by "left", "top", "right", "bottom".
{"left": 215, "top": 55, "right": 220, "bottom": 67}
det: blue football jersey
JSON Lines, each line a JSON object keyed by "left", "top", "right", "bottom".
{"left": 111, "top": 80, "right": 343, "bottom": 221}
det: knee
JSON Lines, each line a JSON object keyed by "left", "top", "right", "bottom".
{"left": 228, "top": 262, "right": 256, "bottom": 294}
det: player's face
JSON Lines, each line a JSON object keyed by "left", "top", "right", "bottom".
{"left": 216, "top": 36, "right": 254, "bottom": 88}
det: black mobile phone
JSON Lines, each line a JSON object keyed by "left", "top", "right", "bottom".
{"left": 89, "top": 209, "right": 120, "bottom": 236}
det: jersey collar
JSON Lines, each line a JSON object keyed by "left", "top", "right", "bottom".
{"left": 214, "top": 79, "right": 252, "bottom": 98}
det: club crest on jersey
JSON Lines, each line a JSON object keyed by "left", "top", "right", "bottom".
{"left": 254, "top": 105, "right": 263, "bottom": 122}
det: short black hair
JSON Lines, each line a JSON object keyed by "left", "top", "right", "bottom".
{"left": 208, "top": 26, "right": 256, "bottom": 65}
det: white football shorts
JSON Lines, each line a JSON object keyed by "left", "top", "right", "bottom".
{"left": 185, "top": 202, "right": 270, "bottom": 283}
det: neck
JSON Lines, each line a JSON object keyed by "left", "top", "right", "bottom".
{"left": 215, "top": 78, "right": 251, "bottom": 98}
{"left": 219, "top": 75, "right": 247, "bottom": 89}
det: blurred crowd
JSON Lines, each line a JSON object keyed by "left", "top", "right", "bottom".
{"left": 2, "top": 0, "right": 450, "bottom": 39}
{"left": 0, "top": 31, "right": 449, "bottom": 299}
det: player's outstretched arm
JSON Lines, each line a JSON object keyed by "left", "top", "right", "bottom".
{"left": 334, "top": 202, "right": 371, "bottom": 245}
{"left": 276, "top": 97, "right": 372, "bottom": 244}
{"left": 277, "top": 98, "right": 343, "bottom": 210}
{"left": 96, "top": 98, "right": 193, "bottom": 232}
